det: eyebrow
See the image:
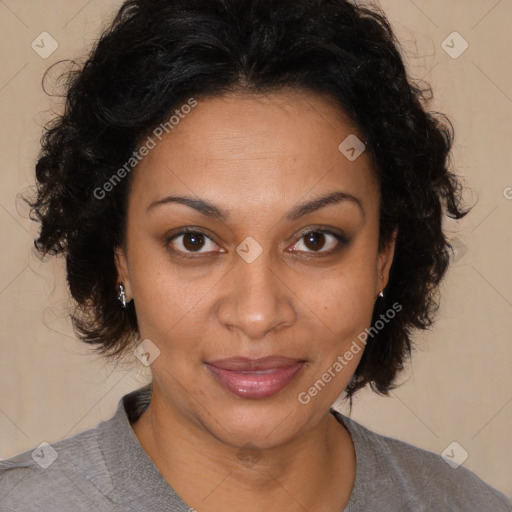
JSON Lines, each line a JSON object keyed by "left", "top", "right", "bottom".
{"left": 146, "top": 190, "right": 365, "bottom": 221}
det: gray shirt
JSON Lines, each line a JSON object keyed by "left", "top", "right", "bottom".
{"left": 1, "top": 384, "right": 510, "bottom": 511}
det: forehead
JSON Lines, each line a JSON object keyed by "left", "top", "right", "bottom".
{"left": 130, "top": 90, "right": 379, "bottom": 217}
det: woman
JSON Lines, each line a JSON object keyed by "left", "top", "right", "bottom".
{"left": 1, "top": 0, "right": 510, "bottom": 510}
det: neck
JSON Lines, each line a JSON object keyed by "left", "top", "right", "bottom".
{"left": 131, "top": 386, "right": 355, "bottom": 512}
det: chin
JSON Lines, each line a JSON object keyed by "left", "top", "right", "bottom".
{"left": 196, "top": 396, "right": 319, "bottom": 450}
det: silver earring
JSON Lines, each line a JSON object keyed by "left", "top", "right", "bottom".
{"left": 117, "top": 283, "right": 127, "bottom": 308}
{"left": 378, "top": 274, "right": 384, "bottom": 298}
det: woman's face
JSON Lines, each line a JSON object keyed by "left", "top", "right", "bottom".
{"left": 116, "top": 90, "right": 396, "bottom": 448}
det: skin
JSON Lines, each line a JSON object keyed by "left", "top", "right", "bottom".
{"left": 115, "top": 89, "right": 396, "bottom": 511}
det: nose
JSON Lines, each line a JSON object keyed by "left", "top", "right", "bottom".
{"left": 216, "top": 250, "right": 297, "bottom": 340}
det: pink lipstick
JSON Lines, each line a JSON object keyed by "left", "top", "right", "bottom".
{"left": 205, "top": 356, "right": 305, "bottom": 399}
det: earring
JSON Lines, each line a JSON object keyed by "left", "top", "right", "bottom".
{"left": 378, "top": 273, "right": 384, "bottom": 298}
{"left": 117, "top": 283, "right": 127, "bottom": 308}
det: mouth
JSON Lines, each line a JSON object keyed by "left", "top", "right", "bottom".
{"left": 204, "top": 356, "right": 306, "bottom": 399}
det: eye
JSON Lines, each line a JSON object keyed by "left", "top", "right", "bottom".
{"left": 289, "top": 229, "right": 346, "bottom": 254}
{"left": 167, "top": 227, "right": 347, "bottom": 258}
{"left": 168, "top": 229, "right": 223, "bottom": 255}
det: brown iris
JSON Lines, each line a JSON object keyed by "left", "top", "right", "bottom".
{"left": 303, "top": 231, "right": 326, "bottom": 251}
{"left": 182, "top": 232, "right": 206, "bottom": 251}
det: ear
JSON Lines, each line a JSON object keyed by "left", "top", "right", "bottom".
{"left": 115, "top": 245, "right": 132, "bottom": 300}
{"left": 376, "top": 227, "right": 398, "bottom": 297}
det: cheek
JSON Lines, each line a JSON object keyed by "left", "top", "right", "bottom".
{"left": 126, "top": 239, "right": 215, "bottom": 341}
{"left": 302, "top": 254, "right": 378, "bottom": 342}
{"left": 136, "top": 278, "right": 212, "bottom": 344}
{"left": 305, "top": 279, "right": 376, "bottom": 356}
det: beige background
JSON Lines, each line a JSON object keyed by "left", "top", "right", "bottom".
{"left": 1, "top": 0, "right": 511, "bottom": 499}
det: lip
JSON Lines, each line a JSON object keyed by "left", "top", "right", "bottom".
{"left": 205, "top": 356, "right": 305, "bottom": 399}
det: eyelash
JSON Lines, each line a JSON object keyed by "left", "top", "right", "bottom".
{"left": 165, "top": 227, "right": 348, "bottom": 259}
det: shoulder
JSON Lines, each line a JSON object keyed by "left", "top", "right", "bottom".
{"left": 336, "top": 412, "right": 511, "bottom": 511}
{"left": 0, "top": 424, "right": 116, "bottom": 512}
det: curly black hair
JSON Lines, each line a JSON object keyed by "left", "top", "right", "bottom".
{"left": 28, "top": 0, "right": 471, "bottom": 398}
